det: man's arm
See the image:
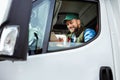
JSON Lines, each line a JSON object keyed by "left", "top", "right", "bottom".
{"left": 84, "top": 28, "right": 96, "bottom": 42}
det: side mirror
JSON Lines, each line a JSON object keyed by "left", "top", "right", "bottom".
{"left": 0, "top": 0, "right": 32, "bottom": 61}
{"left": 0, "top": 25, "right": 19, "bottom": 56}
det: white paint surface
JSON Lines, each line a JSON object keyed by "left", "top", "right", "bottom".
{"left": 0, "top": 0, "right": 12, "bottom": 26}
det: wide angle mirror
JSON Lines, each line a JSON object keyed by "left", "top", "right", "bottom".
{"left": 0, "top": 25, "right": 19, "bottom": 56}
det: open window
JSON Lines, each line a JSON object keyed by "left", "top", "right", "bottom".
{"left": 0, "top": 0, "right": 32, "bottom": 61}
{"left": 48, "top": 0, "right": 99, "bottom": 51}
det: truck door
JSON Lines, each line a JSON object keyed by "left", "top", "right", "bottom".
{"left": 0, "top": 0, "right": 115, "bottom": 80}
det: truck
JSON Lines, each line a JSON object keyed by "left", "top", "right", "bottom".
{"left": 0, "top": 0, "right": 120, "bottom": 80}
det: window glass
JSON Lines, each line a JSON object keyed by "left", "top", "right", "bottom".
{"left": 48, "top": 1, "right": 99, "bottom": 51}
{"left": 28, "top": 0, "right": 50, "bottom": 55}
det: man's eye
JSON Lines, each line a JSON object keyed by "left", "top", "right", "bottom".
{"left": 70, "top": 21, "right": 73, "bottom": 24}
{"left": 66, "top": 23, "right": 69, "bottom": 25}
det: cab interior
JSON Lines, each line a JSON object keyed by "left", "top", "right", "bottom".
{"left": 50, "top": 0, "right": 98, "bottom": 42}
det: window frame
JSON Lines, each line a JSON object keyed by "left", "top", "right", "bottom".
{"left": 47, "top": 0, "right": 101, "bottom": 53}
{"left": 33, "top": 0, "right": 56, "bottom": 53}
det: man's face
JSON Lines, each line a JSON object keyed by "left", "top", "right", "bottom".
{"left": 66, "top": 19, "right": 80, "bottom": 33}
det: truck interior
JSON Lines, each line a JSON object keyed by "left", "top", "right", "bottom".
{"left": 52, "top": 0, "right": 98, "bottom": 34}
{"left": 48, "top": 0, "right": 99, "bottom": 51}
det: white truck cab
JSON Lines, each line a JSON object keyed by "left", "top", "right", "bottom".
{"left": 0, "top": 0, "right": 120, "bottom": 80}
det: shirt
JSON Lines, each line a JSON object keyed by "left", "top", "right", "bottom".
{"left": 67, "top": 28, "right": 96, "bottom": 43}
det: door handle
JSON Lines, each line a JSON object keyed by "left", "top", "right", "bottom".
{"left": 100, "top": 66, "right": 113, "bottom": 80}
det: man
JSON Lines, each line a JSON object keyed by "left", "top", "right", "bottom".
{"left": 63, "top": 13, "right": 96, "bottom": 43}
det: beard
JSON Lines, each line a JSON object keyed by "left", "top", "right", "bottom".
{"left": 69, "top": 27, "right": 79, "bottom": 33}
